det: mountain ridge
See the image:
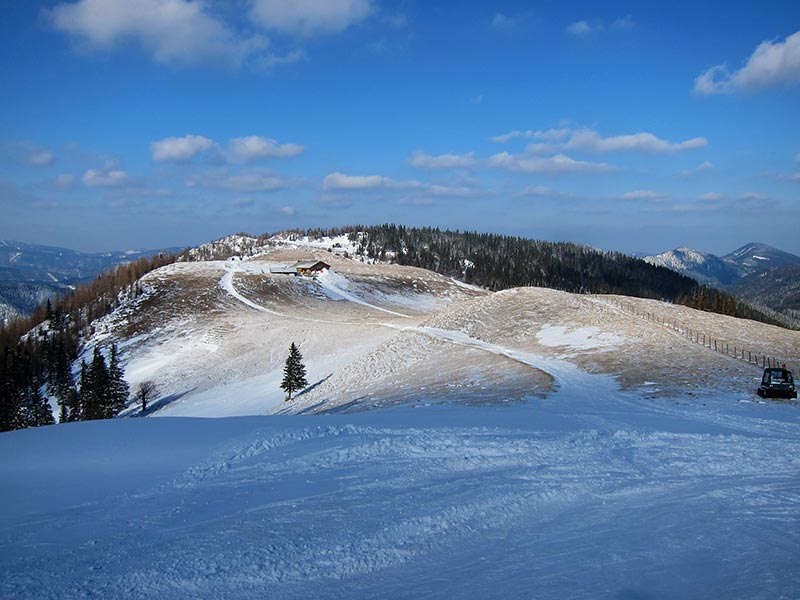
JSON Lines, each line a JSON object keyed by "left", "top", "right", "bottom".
{"left": 644, "top": 242, "right": 800, "bottom": 327}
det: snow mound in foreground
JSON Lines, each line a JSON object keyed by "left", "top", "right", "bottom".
{"left": 2, "top": 392, "right": 799, "bottom": 599}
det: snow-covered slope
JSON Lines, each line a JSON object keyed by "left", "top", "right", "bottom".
{"left": 4, "top": 243, "right": 800, "bottom": 599}
{"left": 2, "top": 384, "right": 799, "bottom": 599}
{"left": 90, "top": 250, "right": 488, "bottom": 417}
{"left": 75, "top": 243, "right": 800, "bottom": 420}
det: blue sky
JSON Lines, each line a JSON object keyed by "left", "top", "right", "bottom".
{"left": 1, "top": 0, "right": 799, "bottom": 255}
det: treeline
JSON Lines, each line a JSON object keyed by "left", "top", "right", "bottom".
{"left": 0, "top": 252, "right": 176, "bottom": 432}
{"left": 299, "top": 224, "right": 781, "bottom": 326}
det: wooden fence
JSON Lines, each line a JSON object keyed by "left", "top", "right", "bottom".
{"left": 604, "top": 299, "right": 797, "bottom": 376}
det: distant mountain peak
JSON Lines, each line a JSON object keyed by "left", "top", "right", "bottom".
{"left": 723, "top": 242, "right": 800, "bottom": 276}
{"left": 644, "top": 247, "right": 740, "bottom": 286}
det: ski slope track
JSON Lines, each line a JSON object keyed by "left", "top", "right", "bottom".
{"left": 3, "top": 247, "right": 800, "bottom": 599}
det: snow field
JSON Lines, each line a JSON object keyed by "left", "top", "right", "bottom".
{"left": 2, "top": 396, "right": 799, "bottom": 599}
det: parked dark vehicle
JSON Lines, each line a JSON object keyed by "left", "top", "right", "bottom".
{"left": 757, "top": 367, "right": 797, "bottom": 399}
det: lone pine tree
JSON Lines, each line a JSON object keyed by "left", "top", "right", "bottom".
{"left": 281, "top": 342, "right": 308, "bottom": 401}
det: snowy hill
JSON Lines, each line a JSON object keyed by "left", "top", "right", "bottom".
{"left": 4, "top": 240, "right": 800, "bottom": 598}
{"left": 74, "top": 243, "right": 799, "bottom": 419}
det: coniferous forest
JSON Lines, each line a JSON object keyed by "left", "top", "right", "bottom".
{"left": 0, "top": 252, "right": 176, "bottom": 432}
{"left": 301, "top": 225, "right": 780, "bottom": 326}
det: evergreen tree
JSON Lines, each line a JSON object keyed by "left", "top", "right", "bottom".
{"left": 108, "top": 344, "right": 129, "bottom": 417}
{"left": 78, "top": 359, "right": 91, "bottom": 419}
{"left": 80, "top": 350, "right": 110, "bottom": 420}
{"left": 51, "top": 341, "right": 78, "bottom": 422}
{"left": 20, "top": 377, "right": 54, "bottom": 428}
{"left": 0, "top": 356, "right": 23, "bottom": 432}
{"left": 281, "top": 343, "right": 308, "bottom": 401}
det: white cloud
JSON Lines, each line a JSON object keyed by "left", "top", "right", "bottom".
{"left": 621, "top": 189, "right": 669, "bottom": 201}
{"left": 488, "top": 152, "right": 615, "bottom": 174}
{"left": 260, "top": 49, "right": 306, "bottom": 69}
{"left": 520, "top": 185, "right": 553, "bottom": 196}
{"left": 694, "top": 30, "right": 800, "bottom": 94}
{"left": 187, "top": 168, "right": 292, "bottom": 192}
{"left": 54, "top": 173, "right": 77, "bottom": 187}
{"left": 697, "top": 192, "right": 724, "bottom": 202}
{"left": 566, "top": 21, "right": 592, "bottom": 35}
{"left": 696, "top": 160, "right": 714, "bottom": 171}
{"left": 151, "top": 135, "right": 216, "bottom": 163}
{"left": 422, "top": 184, "right": 482, "bottom": 198}
{"left": 82, "top": 168, "right": 131, "bottom": 187}
{"left": 229, "top": 136, "right": 305, "bottom": 161}
{"left": 677, "top": 160, "right": 714, "bottom": 178}
{"left": 2, "top": 141, "right": 55, "bottom": 167}
{"left": 566, "top": 129, "right": 707, "bottom": 153}
{"left": 517, "top": 185, "right": 576, "bottom": 200}
{"left": 491, "top": 130, "right": 533, "bottom": 143}
{"left": 491, "top": 127, "right": 704, "bottom": 154}
{"left": 611, "top": 15, "right": 636, "bottom": 30}
{"left": 567, "top": 16, "right": 635, "bottom": 36}
{"left": 279, "top": 205, "right": 297, "bottom": 215}
{"left": 490, "top": 128, "right": 570, "bottom": 144}
{"left": 322, "top": 172, "right": 389, "bottom": 190}
{"left": 229, "top": 197, "right": 254, "bottom": 208}
{"left": 322, "top": 172, "right": 483, "bottom": 199}
{"left": 250, "top": 0, "right": 373, "bottom": 36}
{"left": 737, "top": 192, "right": 768, "bottom": 202}
{"left": 45, "top": 0, "right": 266, "bottom": 68}
{"left": 408, "top": 151, "right": 478, "bottom": 170}
{"left": 536, "top": 128, "right": 572, "bottom": 143}
{"left": 492, "top": 13, "right": 513, "bottom": 28}
{"left": 23, "top": 145, "right": 55, "bottom": 167}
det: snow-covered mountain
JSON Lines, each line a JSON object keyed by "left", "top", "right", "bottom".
{"left": 643, "top": 246, "right": 741, "bottom": 286}
{"left": 722, "top": 241, "right": 800, "bottom": 276}
{"left": 644, "top": 242, "right": 800, "bottom": 326}
{"left": 645, "top": 242, "right": 800, "bottom": 286}
{"left": 4, "top": 238, "right": 800, "bottom": 599}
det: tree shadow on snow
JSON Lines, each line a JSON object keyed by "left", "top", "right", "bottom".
{"left": 294, "top": 374, "right": 332, "bottom": 400}
{"left": 130, "top": 389, "right": 195, "bottom": 417}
